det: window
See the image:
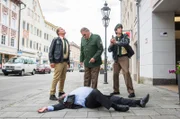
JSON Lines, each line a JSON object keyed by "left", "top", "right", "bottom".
{"left": 26, "top": 39, "right": 29, "bottom": 48}
{"left": 39, "top": 30, "right": 42, "bottom": 37}
{"left": 2, "top": 14, "right": 8, "bottom": 25}
{"left": 3, "top": 0, "right": 8, "bottom": 6}
{"left": 22, "top": 38, "right": 24, "bottom": 46}
{"left": 31, "top": 10, "right": 34, "bottom": 18}
{"left": 44, "top": 33, "right": 46, "bottom": 39}
{"left": 33, "top": 41, "right": 36, "bottom": 49}
{"left": 47, "top": 34, "right": 49, "bottom": 40}
{"left": 37, "top": 29, "right": 39, "bottom": 36}
{"left": 36, "top": 43, "right": 38, "bottom": 50}
{"left": 11, "top": 38, "right": 14, "bottom": 47}
{"left": 31, "top": 25, "right": 33, "bottom": 33}
{"left": 12, "top": 3, "right": 16, "bottom": 11}
{"left": 39, "top": 44, "right": 41, "bottom": 51}
{"left": 11, "top": 18, "right": 16, "bottom": 29}
{"left": 30, "top": 40, "right": 32, "bottom": 48}
{"left": 38, "top": 16, "right": 40, "bottom": 22}
{"left": 23, "top": 21, "right": 26, "bottom": 29}
{"left": 34, "top": 27, "right": 36, "bottom": 35}
{"left": 27, "top": 23, "right": 29, "bottom": 31}
{"left": 1, "top": 35, "right": 6, "bottom": 45}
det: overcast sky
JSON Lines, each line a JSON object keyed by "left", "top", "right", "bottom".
{"left": 39, "top": 0, "right": 121, "bottom": 60}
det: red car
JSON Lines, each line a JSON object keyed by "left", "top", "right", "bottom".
{"left": 36, "top": 64, "right": 51, "bottom": 74}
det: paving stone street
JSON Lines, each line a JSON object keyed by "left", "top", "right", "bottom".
{"left": 0, "top": 71, "right": 180, "bottom": 119}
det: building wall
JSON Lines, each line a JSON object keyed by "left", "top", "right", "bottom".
{"left": 121, "top": 0, "right": 139, "bottom": 81}
{"left": 69, "top": 42, "right": 80, "bottom": 69}
{"left": 19, "top": 0, "right": 57, "bottom": 64}
{"left": 152, "top": 12, "right": 176, "bottom": 82}
{"left": 139, "top": 0, "right": 153, "bottom": 80}
{"left": 0, "top": 0, "right": 20, "bottom": 67}
{"left": 121, "top": 0, "right": 177, "bottom": 85}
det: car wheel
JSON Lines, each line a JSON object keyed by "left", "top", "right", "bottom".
{"left": 4, "top": 73, "right": 8, "bottom": 76}
{"left": 48, "top": 70, "right": 51, "bottom": 74}
{"left": 31, "top": 70, "right": 35, "bottom": 75}
{"left": 19, "top": 70, "right": 24, "bottom": 76}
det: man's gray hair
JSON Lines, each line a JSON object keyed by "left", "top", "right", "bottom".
{"left": 80, "top": 27, "right": 90, "bottom": 32}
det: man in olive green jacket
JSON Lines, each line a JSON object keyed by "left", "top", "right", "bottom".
{"left": 80, "top": 27, "right": 104, "bottom": 89}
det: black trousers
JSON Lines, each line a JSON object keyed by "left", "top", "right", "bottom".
{"left": 110, "top": 95, "right": 140, "bottom": 107}
{"left": 85, "top": 89, "right": 112, "bottom": 109}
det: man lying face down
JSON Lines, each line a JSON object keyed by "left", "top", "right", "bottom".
{"left": 38, "top": 87, "right": 149, "bottom": 113}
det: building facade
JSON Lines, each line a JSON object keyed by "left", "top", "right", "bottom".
{"left": 69, "top": 41, "right": 80, "bottom": 70}
{"left": 18, "top": 0, "right": 57, "bottom": 64}
{"left": 121, "top": 0, "right": 180, "bottom": 85}
{"left": 121, "top": 0, "right": 139, "bottom": 82}
{"left": 0, "top": 0, "right": 20, "bottom": 68}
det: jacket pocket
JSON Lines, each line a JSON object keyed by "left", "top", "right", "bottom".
{"left": 54, "top": 51, "right": 61, "bottom": 59}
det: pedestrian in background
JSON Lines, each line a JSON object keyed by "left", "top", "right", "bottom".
{"left": 80, "top": 27, "right": 103, "bottom": 89}
{"left": 108, "top": 24, "right": 135, "bottom": 98}
{"left": 49, "top": 27, "right": 70, "bottom": 100}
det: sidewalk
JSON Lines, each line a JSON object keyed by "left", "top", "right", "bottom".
{"left": 0, "top": 72, "right": 180, "bottom": 119}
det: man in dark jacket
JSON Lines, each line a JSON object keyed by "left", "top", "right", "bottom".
{"left": 80, "top": 27, "right": 103, "bottom": 89}
{"left": 37, "top": 87, "right": 149, "bottom": 113}
{"left": 49, "top": 27, "right": 70, "bottom": 100}
{"left": 108, "top": 24, "right": 135, "bottom": 98}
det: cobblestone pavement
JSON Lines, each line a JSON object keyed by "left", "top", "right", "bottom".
{"left": 0, "top": 71, "right": 180, "bottom": 119}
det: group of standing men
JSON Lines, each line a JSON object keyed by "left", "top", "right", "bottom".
{"left": 48, "top": 24, "right": 135, "bottom": 100}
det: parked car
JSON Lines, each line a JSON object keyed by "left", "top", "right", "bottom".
{"left": 67, "top": 64, "right": 74, "bottom": 72}
{"left": 79, "top": 66, "right": 85, "bottom": 72}
{"left": 2, "top": 56, "right": 36, "bottom": 76}
{"left": 36, "top": 64, "right": 51, "bottom": 74}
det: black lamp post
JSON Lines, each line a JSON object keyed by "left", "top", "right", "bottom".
{"left": 101, "top": 1, "right": 111, "bottom": 84}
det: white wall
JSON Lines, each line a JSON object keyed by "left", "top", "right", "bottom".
{"left": 152, "top": 12, "right": 176, "bottom": 79}
{"left": 139, "top": 0, "right": 153, "bottom": 78}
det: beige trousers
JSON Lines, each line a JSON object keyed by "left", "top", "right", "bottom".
{"left": 50, "top": 62, "right": 67, "bottom": 95}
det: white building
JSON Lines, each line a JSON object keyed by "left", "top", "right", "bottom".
{"left": 122, "top": 0, "right": 180, "bottom": 85}
{"left": 0, "top": 0, "right": 20, "bottom": 68}
{"left": 19, "top": 0, "right": 57, "bottom": 64}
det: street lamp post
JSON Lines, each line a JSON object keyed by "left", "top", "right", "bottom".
{"left": 101, "top": 1, "right": 111, "bottom": 84}
{"left": 37, "top": 52, "right": 42, "bottom": 64}
{"left": 17, "top": 1, "right": 26, "bottom": 52}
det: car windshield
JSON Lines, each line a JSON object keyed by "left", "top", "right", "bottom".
{"left": 8, "top": 58, "right": 23, "bottom": 64}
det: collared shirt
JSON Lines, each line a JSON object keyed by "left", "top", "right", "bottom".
{"left": 59, "top": 36, "right": 69, "bottom": 59}
{"left": 65, "top": 87, "right": 93, "bottom": 107}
